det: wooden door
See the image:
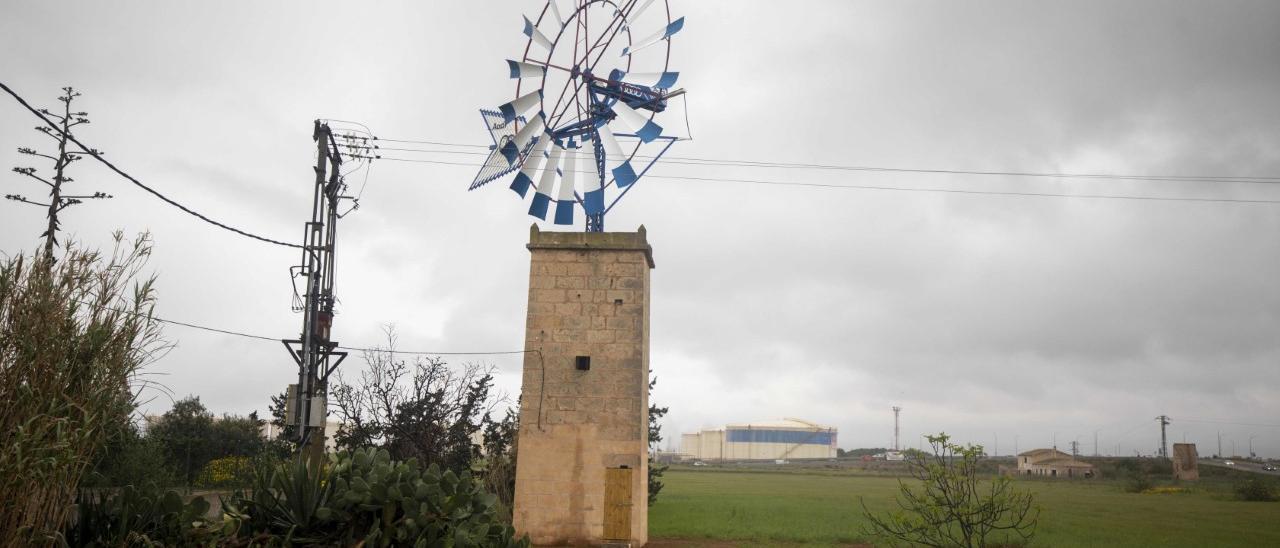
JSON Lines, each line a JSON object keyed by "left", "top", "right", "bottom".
{"left": 604, "top": 467, "right": 633, "bottom": 541}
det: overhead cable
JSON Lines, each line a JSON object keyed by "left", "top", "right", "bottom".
{"left": 356, "top": 135, "right": 1280, "bottom": 185}
{"left": 356, "top": 155, "right": 1280, "bottom": 205}
{"left": 1, "top": 81, "right": 303, "bottom": 249}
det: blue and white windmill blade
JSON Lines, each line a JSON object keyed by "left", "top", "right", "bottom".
{"left": 507, "top": 60, "right": 546, "bottom": 79}
{"left": 618, "top": 0, "right": 657, "bottom": 28}
{"left": 510, "top": 132, "right": 550, "bottom": 197}
{"left": 522, "top": 16, "right": 555, "bottom": 51}
{"left": 529, "top": 143, "right": 563, "bottom": 220}
{"left": 554, "top": 146, "right": 578, "bottom": 225}
{"left": 583, "top": 135, "right": 606, "bottom": 215}
{"left": 612, "top": 70, "right": 679, "bottom": 89}
{"left": 622, "top": 17, "right": 685, "bottom": 56}
{"left": 596, "top": 124, "right": 637, "bottom": 188}
{"left": 610, "top": 100, "right": 663, "bottom": 143}
{"left": 498, "top": 89, "right": 542, "bottom": 123}
{"left": 500, "top": 112, "right": 546, "bottom": 164}
{"left": 547, "top": 0, "right": 564, "bottom": 31}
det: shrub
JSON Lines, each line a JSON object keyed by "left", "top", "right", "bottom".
{"left": 195, "top": 456, "right": 255, "bottom": 489}
{"left": 1234, "top": 478, "right": 1278, "bottom": 502}
{"left": 63, "top": 483, "right": 219, "bottom": 546}
{"left": 861, "top": 433, "right": 1039, "bottom": 547}
{"left": 1124, "top": 470, "right": 1154, "bottom": 493}
{"left": 0, "top": 234, "right": 163, "bottom": 544}
{"left": 224, "top": 448, "right": 530, "bottom": 547}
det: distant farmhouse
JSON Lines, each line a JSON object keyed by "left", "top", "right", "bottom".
{"left": 1015, "top": 448, "right": 1095, "bottom": 478}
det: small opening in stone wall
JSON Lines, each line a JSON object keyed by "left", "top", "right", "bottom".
{"left": 613, "top": 298, "right": 624, "bottom": 305}
{"left": 575, "top": 355, "right": 591, "bottom": 371}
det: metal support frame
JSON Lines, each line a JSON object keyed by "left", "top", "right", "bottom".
{"left": 285, "top": 120, "right": 352, "bottom": 458}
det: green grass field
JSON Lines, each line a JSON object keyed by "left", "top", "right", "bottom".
{"left": 649, "top": 467, "right": 1280, "bottom": 547}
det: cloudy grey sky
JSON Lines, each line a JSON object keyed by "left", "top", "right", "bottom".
{"left": 3, "top": 1, "right": 1278, "bottom": 457}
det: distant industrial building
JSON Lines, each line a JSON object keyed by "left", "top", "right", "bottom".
{"left": 680, "top": 418, "right": 837, "bottom": 461}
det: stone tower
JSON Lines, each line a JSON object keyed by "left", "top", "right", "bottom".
{"left": 512, "top": 225, "right": 653, "bottom": 546}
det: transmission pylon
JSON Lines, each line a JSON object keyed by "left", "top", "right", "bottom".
{"left": 282, "top": 121, "right": 353, "bottom": 458}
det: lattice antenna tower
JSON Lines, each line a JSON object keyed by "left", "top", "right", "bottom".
{"left": 468, "top": 0, "right": 688, "bottom": 232}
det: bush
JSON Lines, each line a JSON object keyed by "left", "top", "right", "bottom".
{"left": 1124, "top": 470, "right": 1154, "bottom": 493}
{"left": 195, "top": 456, "right": 255, "bottom": 489}
{"left": 82, "top": 423, "right": 178, "bottom": 489}
{"left": 224, "top": 448, "right": 530, "bottom": 547}
{"left": 861, "top": 433, "right": 1039, "bottom": 547}
{"left": 64, "top": 483, "right": 219, "bottom": 546}
{"left": 0, "top": 234, "right": 163, "bottom": 544}
{"left": 1234, "top": 478, "right": 1278, "bottom": 502}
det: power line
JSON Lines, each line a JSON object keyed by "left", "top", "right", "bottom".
{"left": 1, "top": 81, "right": 303, "bottom": 249}
{"left": 357, "top": 135, "right": 1280, "bottom": 185}
{"left": 79, "top": 298, "right": 534, "bottom": 356}
{"left": 359, "top": 154, "right": 1280, "bottom": 205}
{"left": 1181, "top": 418, "right": 1280, "bottom": 428}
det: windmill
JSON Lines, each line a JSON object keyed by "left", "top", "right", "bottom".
{"left": 469, "top": 0, "right": 687, "bottom": 232}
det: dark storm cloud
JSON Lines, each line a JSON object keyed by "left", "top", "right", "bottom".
{"left": 1, "top": 1, "right": 1277, "bottom": 455}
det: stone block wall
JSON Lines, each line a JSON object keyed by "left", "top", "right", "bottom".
{"left": 513, "top": 225, "right": 654, "bottom": 546}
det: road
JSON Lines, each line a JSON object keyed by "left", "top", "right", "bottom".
{"left": 1201, "top": 458, "right": 1280, "bottom": 476}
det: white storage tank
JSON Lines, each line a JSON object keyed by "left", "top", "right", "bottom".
{"left": 680, "top": 418, "right": 837, "bottom": 461}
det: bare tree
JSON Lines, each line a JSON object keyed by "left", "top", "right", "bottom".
{"left": 861, "top": 433, "right": 1039, "bottom": 548}
{"left": 5, "top": 86, "right": 111, "bottom": 260}
{"left": 330, "top": 326, "right": 502, "bottom": 474}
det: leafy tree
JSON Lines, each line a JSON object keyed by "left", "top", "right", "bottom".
{"left": 330, "top": 327, "right": 500, "bottom": 474}
{"left": 83, "top": 420, "right": 178, "bottom": 489}
{"left": 148, "top": 396, "right": 216, "bottom": 489}
{"left": 210, "top": 411, "right": 265, "bottom": 458}
{"left": 861, "top": 433, "right": 1039, "bottom": 548}
{"left": 648, "top": 375, "right": 669, "bottom": 506}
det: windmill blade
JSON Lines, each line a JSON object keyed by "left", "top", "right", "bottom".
{"left": 507, "top": 60, "right": 546, "bottom": 80}
{"left": 547, "top": 0, "right": 564, "bottom": 31}
{"left": 610, "top": 100, "right": 663, "bottom": 143}
{"left": 595, "top": 123, "right": 637, "bottom": 188}
{"left": 498, "top": 89, "right": 542, "bottom": 123}
{"left": 619, "top": 0, "right": 657, "bottom": 28}
{"left": 583, "top": 135, "right": 606, "bottom": 215}
{"left": 522, "top": 16, "right": 555, "bottom": 51}
{"left": 529, "top": 143, "right": 563, "bottom": 220}
{"left": 622, "top": 17, "right": 685, "bottom": 56}
{"left": 554, "top": 145, "right": 578, "bottom": 225}
{"left": 500, "top": 112, "right": 546, "bottom": 164}
{"left": 609, "top": 69, "right": 679, "bottom": 89}
{"left": 510, "top": 131, "right": 551, "bottom": 197}
{"left": 470, "top": 109, "right": 524, "bottom": 190}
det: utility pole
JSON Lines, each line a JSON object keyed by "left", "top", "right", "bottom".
{"left": 1218, "top": 431, "right": 1222, "bottom": 458}
{"left": 1094, "top": 430, "right": 1099, "bottom": 457}
{"left": 283, "top": 121, "right": 351, "bottom": 460}
{"left": 1156, "top": 415, "right": 1171, "bottom": 460}
{"left": 1014, "top": 434, "right": 1019, "bottom": 457}
{"left": 892, "top": 406, "right": 902, "bottom": 451}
